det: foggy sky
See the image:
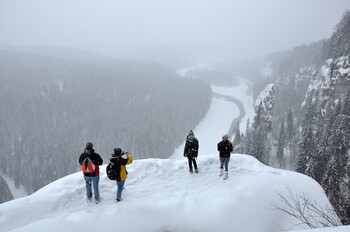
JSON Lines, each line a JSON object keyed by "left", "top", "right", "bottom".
{"left": 1, "top": 0, "right": 349, "bottom": 65}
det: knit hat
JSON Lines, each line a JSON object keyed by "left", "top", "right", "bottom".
{"left": 222, "top": 134, "right": 229, "bottom": 140}
{"left": 86, "top": 142, "right": 93, "bottom": 149}
{"left": 114, "top": 147, "right": 122, "bottom": 156}
{"left": 188, "top": 130, "right": 194, "bottom": 136}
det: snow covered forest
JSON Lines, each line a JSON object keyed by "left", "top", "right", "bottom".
{"left": 233, "top": 11, "right": 350, "bottom": 224}
{"left": 0, "top": 50, "right": 211, "bottom": 202}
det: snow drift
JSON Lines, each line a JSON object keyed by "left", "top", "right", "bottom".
{"left": 0, "top": 154, "right": 339, "bottom": 232}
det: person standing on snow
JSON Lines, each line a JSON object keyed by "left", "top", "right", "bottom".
{"left": 109, "top": 147, "right": 133, "bottom": 202}
{"left": 217, "top": 134, "right": 233, "bottom": 180}
{"left": 79, "top": 142, "right": 103, "bottom": 203}
{"left": 184, "top": 130, "right": 199, "bottom": 173}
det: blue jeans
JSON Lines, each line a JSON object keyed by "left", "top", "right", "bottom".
{"left": 116, "top": 181, "right": 125, "bottom": 200}
{"left": 84, "top": 175, "right": 100, "bottom": 200}
{"left": 220, "top": 157, "right": 230, "bottom": 171}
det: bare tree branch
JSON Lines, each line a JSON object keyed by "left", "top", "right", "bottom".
{"left": 270, "top": 187, "right": 342, "bottom": 231}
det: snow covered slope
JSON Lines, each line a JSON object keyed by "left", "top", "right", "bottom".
{"left": 296, "top": 226, "right": 350, "bottom": 232}
{"left": 0, "top": 154, "right": 338, "bottom": 232}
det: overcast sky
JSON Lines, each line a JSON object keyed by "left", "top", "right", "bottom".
{"left": 0, "top": 0, "right": 349, "bottom": 65}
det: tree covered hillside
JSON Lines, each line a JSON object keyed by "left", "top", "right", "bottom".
{"left": 0, "top": 49, "right": 212, "bottom": 202}
{"left": 235, "top": 11, "right": 350, "bottom": 224}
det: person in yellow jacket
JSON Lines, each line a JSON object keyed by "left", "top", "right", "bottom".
{"left": 109, "top": 147, "right": 133, "bottom": 202}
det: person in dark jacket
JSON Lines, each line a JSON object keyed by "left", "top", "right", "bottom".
{"left": 79, "top": 142, "right": 103, "bottom": 203}
{"left": 110, "top": 147, "right": 133, "bottom": 202}
{"left": 184, "top": 130, "right": 199, "bottom": 173}
{"left": 217, "top": 134, "right": 233, "bottom": 180}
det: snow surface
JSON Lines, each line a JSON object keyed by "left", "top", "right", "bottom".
{"left": 295, "top": 226, "right": 350, "bottom": 232}
{"left": 0, "top": 154, "right": 338, "bottom": 232}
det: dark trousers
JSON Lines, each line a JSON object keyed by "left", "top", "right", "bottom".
{"left": 187, "top": 156, "right": 198, "bottom": 171}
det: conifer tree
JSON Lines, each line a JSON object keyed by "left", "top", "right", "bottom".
{"left": 233, "top": 122, "right": 241, "bottom": 146}
{"left": 305, "top": 156, "right": 317, "bottom": 180}
{"left": 323, "top": 156, "right": 341, "bottom": 215}
{"left": 0, "top": 175, "right": 13, "bottom": 203}
{"left": 332, "top": 115, "right": 350, "bottom": 179}
{"left": 251, "top": 128, "right": 266, "bottom": 164}
{"left": 311, "top": 108, "right": 328, "bottom": 183}
{"left": 328, "top": 10, "right": 350, "bottom": 58}
{"left": 343, "top": 88, "right": 350, "bottom": 117}
{"left": 243, "top": 119, "right": 252, "bottom": 155}
{"left": 276, "top": 118, "right": 285, "bottom": 166}
{"left": 286, "top": 109, "right": 294, "bottom": 141}
{"left": 253, "top": 103, "right": 262, "bottom": 130}
{"left": 335, "top": 100, "right": 342, "bottom": 116}
{"left": 297, "top": 126, "right": 315, "bottom": 174}
{"left": 301, "top": 91, "right": 315, "bottom": 129}
{"left": 316, "top": 100, "right": 336, "bottom": 187}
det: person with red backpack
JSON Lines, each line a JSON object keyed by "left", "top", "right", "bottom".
{"left": 79, "top": 142, "right": 103, "bottom": 203}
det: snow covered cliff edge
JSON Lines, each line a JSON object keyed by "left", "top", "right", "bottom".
{"left": 0, "top": 154, "right": 340, "bottom": 232}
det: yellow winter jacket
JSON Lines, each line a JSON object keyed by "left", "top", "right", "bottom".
{"left": 109, "top": 152, "right": 133, "bottom": 182}
{"left": 119, "top": 153, "right": 133, "bottom": 181}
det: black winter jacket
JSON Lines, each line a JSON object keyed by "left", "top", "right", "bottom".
{"left": 217, "top": 140, "right": 233, "bottom": 158}
{"left": 110, "top": 153, "right": 128, "bottom": 166}
{"left": 184, "top": 136, "right": 199, "bottom": 158}
{"left": 79, "top": 148, "right": 103, "bottom": 176}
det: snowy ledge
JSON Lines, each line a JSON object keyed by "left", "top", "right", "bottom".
{"left": 0, "top": 154, "right": 336, "bottom": 232}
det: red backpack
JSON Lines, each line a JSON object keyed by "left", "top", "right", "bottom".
{"left": 82, "top": 157, "right": 96, "bottom": 176}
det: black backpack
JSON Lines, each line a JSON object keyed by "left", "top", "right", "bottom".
{"left": 186, "top": 136, "right": 199, "bottom": 157}
{"left": 106, "top": 162, "right": 118, "bottom": 180}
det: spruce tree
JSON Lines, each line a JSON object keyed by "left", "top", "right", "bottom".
{"left": 252, "top": 128, "right": 266, "bottom": 164}
{"left": 0, "top": 175, "right": 14, "bottom": 203}
{"left": 317, "top": 101, "right": 337, "bottom": 187}
{"left": 243, "top": 119, "right": 252, "bottom": 155}
{"left": 332, "top": 115, "right": 350, "bottom": 179}
{"left": 328, "top": 10, "right": 350, "bottom": 58}
{"left": 276, "top": 118, "right": 285, "bottom": 166}
{"left": 233, "top": 122, "right": 241, "bottom": 146}
{"left": 286, "top": 109, "right": 294, "bottom": 141}
{"left": 297, "top": 126, "right": 315, "bottom": 174}
{"left": 301, "top": 91, "right": 316, "bottom": 129}
{"left": 312, "top": 108, "right": 327, "bottom": 184}
{"left": 305, "top": 156, "right": 317, "bottom": 180}
{"left": 323, "top": 156, "right": 341, "bottom": 216}
{"left": 343, "top": 88, "right": 350, "bottom": 117}
{"left": 253, "top": 103, "right": 262, "bottom": 130}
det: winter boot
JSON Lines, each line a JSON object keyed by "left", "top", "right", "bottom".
{"left": 223, "top": 171, "right": 228, "bottom": 180}
{"left": 189, "top": 169, "right": 193, "bottom": 174}
{"left": 219, "top": 168, "right": 224, "bottom": 176}
{"left": 195, "top": 169, "right": 199, "bottom": 173}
